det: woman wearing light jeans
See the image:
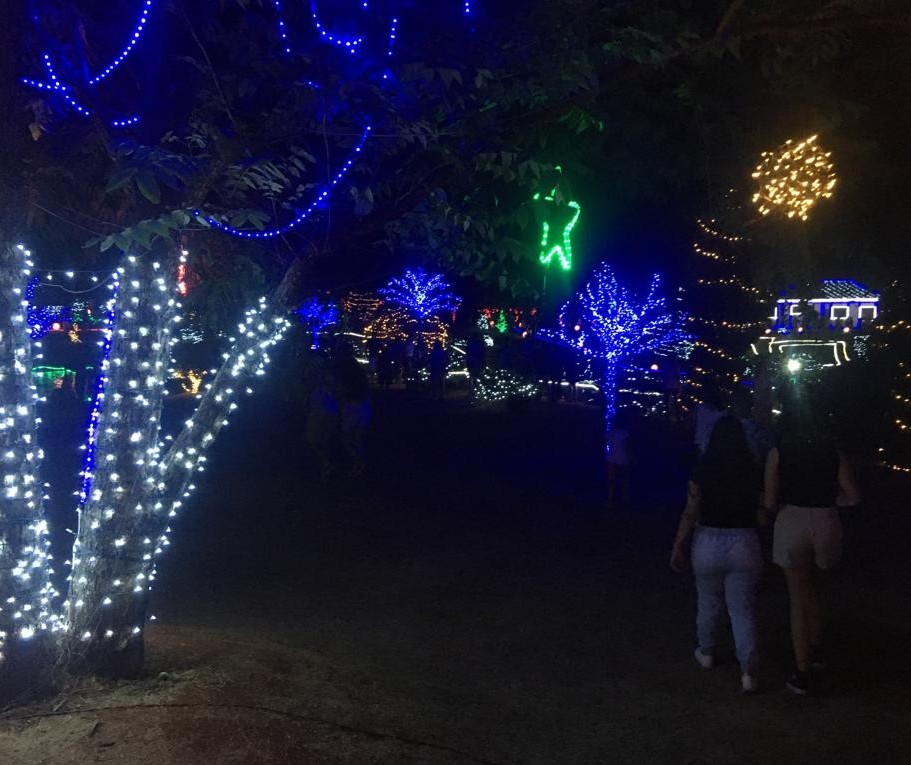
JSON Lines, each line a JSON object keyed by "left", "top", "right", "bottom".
{"left": 671, "top": 416, "right": 763, "bottom": 693}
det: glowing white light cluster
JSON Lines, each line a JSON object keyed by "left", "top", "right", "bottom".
{"left": 0, "top": 245, "right": 64, "bottom": 662}
{"left": 0, "top": 243, "right": 292, "bottom": 659}
{"left": 64, "top": 252, "right": 291, "bottom": 647}
{"left": 474, "top": 369, "right": 537, "bottom": 404}
{"left": 66, "top": 253, "right": 181, "bottom": 645}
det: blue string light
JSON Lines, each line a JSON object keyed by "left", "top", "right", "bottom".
{"left": 202, "top": 125, "right": 371, "bottom": 239}
{"left": 86, "top": 0, "right": 155, "bottom": 86}
{"left": 22, "top": 68, "right": 139, "bottom": 128}
{"left": 387, "top": 16, "right": 399, "bottom": 58}
{"left": 379, "top": 268, "right": 461, "bottom": 320}
{"left": 22, "top": 3, "right": 154, "bottom": 125}
{"left": 22, "top": 58, "right": 92, "bottom": 117}
{"left": 271, "top": 3, "right": 466, "bottom": 62}
{"left": 76, "top": 276, "right": 120, "bottom": 509}
{"left": 542, "top": 264, "right": 685, "bottom": 443}
{"left": 272, "top": 0, "right": 292, "bottom": 54}
{"left": 111, "top": 116, "right": 141, "bottom": 129}
{"left": 311, "top": 0, "right": 365, "bottom": 53}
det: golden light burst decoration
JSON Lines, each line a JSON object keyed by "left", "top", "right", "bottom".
{"left": 751, "top": 134, "right": 836, "bottom": 221}
{"left": 173, "top": 369, "right": 206, "bottom": 395}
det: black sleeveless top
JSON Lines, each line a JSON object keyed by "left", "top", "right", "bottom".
{"left": 778, "top": 437, "right": 839, "bottom": 508}
{"left": 694, "top": 464, "right": 759, "bottom": 529}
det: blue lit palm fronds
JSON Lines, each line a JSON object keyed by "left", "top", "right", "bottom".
{"left": 379, "top": 268, "right": 460, "bottom": 319}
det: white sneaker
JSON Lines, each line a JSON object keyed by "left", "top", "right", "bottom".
{"left": 694, "top": 648, "right": 714, "bottom": 669}
{"left": 741, "top": 673, "right": 759, "bottom": 693}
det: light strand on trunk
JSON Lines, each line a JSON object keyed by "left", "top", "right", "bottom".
{"left": 66, "top": 253, "right": 180, "bottom": 647}
{"left": 0, "top": 244, "right": 63, "bottom": 662}
{"left": 153, "top": 298, "right": 291, "bottom": 544}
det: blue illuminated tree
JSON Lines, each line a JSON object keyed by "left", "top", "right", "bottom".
{"left": 380, "top": 268, "right": 460, "bottom": 319}
{"left": 296, "top": 296, "right": 339, "bottom": 349}
{"left": 555, "top": 263, "right": 684, "bottom": 449}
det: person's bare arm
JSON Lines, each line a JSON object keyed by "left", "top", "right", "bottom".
{"left": 761, "top": 447, "right": 780, "bottom": 524}
{"left": 670, "top": 481, "right": 701, "bottom": 572}
{"left": 836, "top": 451, "right": 861, "bottom": 507}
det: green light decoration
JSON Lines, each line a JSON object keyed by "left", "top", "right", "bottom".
{"left": 533, "top": 188, "right": 581, "bottom": 272}
{"left": 32, "top": 365, "right": 75, "bottom": 385}
{"left": 496, "top": 310, "right": 508, "bottom": 334}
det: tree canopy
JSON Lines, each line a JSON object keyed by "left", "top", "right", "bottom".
{"left": 2, "top": 0, "right": 909, "bottom": 310}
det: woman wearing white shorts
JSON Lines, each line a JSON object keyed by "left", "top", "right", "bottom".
{"left": 764, "top": 420, "right": 860, "bottom": 695}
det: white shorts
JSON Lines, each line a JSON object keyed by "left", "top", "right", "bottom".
{"left": 773, "top": 505, "right": 843, "bottom": 570}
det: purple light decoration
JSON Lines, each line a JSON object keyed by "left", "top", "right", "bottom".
{"left": 202, "top": 125, "right": 372, "bottom": 239}
{"left": 380, "top": 268, "right": 460, "bottom": 320}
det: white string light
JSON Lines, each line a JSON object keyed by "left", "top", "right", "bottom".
{"left": 64, "top": 251, "right": 291, "bottom": 648}
{"left": 0, "top": 245, "right": 64, "bottom": 664}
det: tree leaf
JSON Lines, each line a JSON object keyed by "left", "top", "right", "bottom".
{"left": 136, "top": 170, "right": 161, "bottom": 204}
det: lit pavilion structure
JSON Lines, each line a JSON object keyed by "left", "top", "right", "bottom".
{"left": 753, "top": 279, "right": 880, "bottom": 370}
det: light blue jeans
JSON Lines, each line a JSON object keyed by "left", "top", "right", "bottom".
{"left": 692, "top": 526, "right": 762, "bottom": 673}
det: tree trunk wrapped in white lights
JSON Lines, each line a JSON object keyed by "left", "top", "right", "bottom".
{"left": 0, "top": 244, "right": 61, "bottom": 695}
{"left": 0, "top": 242, "right": 293, "bottom": 678}
{"left": 66, "top": 252, "right": 180, "bottom": 674}
{"left": 65, "top": 252, "right": 291, "bottom": 675}
{"left": 155, "top": 298, "right": 290, "bottom": 518}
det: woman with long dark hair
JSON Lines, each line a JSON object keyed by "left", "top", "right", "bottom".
{"left": 763, "top": 401, "right": 860, "bottom": 695}
{"left": 671, "top": 415, "right": 762, "bottom": 692}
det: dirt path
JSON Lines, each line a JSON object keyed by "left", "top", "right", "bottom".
{"left": 2, "top": 391, "right": 910, "bottom": 764}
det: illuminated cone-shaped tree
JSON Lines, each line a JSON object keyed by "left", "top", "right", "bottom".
{"left": 554, "top": 264, "right": 684, "bottom": 451}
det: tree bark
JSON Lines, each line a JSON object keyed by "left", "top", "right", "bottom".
{"left": 602, "top": 357, "right": 619, "bottom": 454}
